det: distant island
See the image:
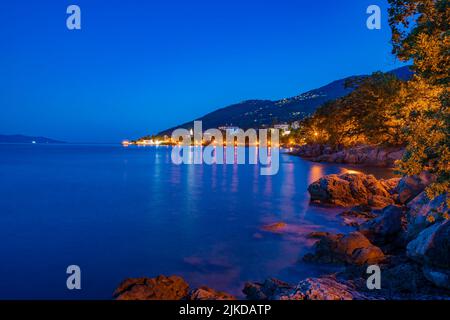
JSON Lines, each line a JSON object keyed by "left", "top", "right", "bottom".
{"left": 0, "top": 134, "right": 65, "bottom": 144}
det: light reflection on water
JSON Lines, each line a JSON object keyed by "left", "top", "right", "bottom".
{"left": 0, "top": 144, "right": 395, "bottom": 299}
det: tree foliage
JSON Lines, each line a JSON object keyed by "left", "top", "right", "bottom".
{"left": 286, "top": 72, "right": 406, "bottom": 148}
{"left": 388, "top": 0, "right": 449, "bottom": 84}
{"left": 388, "top": 0, "right": 449, "bottom": 200}
{"left": 286, "top": 0, "right": 449, "bottom": 201}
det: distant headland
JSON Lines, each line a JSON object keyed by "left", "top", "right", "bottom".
{"left": 0, "top": 134, "right": 65, "bottom": 144}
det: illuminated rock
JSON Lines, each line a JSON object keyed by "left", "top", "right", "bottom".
{"left": 308, "top": 173, "right": 394, "bottom": 208}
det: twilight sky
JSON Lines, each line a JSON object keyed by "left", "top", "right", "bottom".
{"left": 0, "top": 0, "right": 406, "bottom": 143}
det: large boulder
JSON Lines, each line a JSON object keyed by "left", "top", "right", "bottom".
{"left": 244, "top": 276, "right": 369, "bottom": 300}
{"left": 406, "top": 191, "right": 449, "bottom": 239}
{"left": 113, "top": 275, "right": 189, "bottom": 300}
{"left": 406, "top": 220, "right": 450, "bottom": 269}
{"left": 303, "top": 231, "right": 385, "bottom": 265}
{"left": 359, "top": 205, "right": 404, "bottom": 245}
{"left": 308, "top": 173, "right": 394, "bottom": 208}
{"left": 395, "top": 172, "right": 436, "bottom": 204}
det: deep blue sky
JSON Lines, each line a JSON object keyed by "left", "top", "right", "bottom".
{"left": 1, "top": 0, "right": 405, "bottom": 143}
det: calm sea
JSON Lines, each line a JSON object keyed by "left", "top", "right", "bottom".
{"left": 0, "top": 144, "right": 394, "bottom": 299}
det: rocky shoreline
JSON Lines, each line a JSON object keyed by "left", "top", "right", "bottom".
{"left": 290, "top": 144, "right": 405, "bottom": 167}
{"left": 114, "top": 171, "right": 449, "bottom": 300}
{"left": 114, "top": 275, "right": 236, "bottom": 300}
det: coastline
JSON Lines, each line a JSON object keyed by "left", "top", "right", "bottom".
{"left": 114, "top": 154, "right": 449, "bottom": 300}
{"left": 289, "top": 144, "right": 405, "bottom": 168}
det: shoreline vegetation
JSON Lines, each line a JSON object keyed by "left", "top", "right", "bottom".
{"left": 116, "top": 0, "right": 449, "bottom": 300}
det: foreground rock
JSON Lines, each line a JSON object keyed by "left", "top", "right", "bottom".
{"left": 358, "top": 205, "right": 404, "bottom": 245}
{"left": 244, "top": 276, "right": 370, "bottom": 300}
{"left": 422, "top": 267, "right": 450, "bottom": 290}
{"left": 407, "top": 220, "right": 450, "bottom": 269}
{"left": 114, "top": 275, "right": 189, "bottom": 300}
{"left": 406, "top": 219, "right": 450, "bottom": 290}
{"left": 340, "top": 256, "right": 450, "bottom": 299}
{"left": 293, "top": 144, "right": 404, "bottom": 167}
{"left": 303, "top": 231, "right": 385, "bottom": 265}
{"left": 245, "top": 256, "right": 450, "bottom": 300}
{"left": 338, "top": 205, "right": 377, "bottom": 227}
{"left": 243, "top": 278, "right": 293, "bottom": 300}
{"left": 380, "top": 259, "right": 432, "bottom": 295}
{"left": 187, "top": 287, "right": 236, "bottom": 300}
{"left": 308, "top": 173, "right": 395, "bottom": 208}
{"left": 394, "top": 172, "right": 436, "bottom": 204}
{"left": 283, "top": 277, "right": 369, "bottom": 300}
{"left": 406, "top": 191, "right": 449, "bottom": 239}
{"left": 114, "top": 275, "right": 235, "bottom": 300}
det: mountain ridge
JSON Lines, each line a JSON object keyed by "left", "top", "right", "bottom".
{"left": 157, "top": 66, "right": 412, "bottom": 137}
{"left": 0, "top": 134, "right": 65, "bottom": 144}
